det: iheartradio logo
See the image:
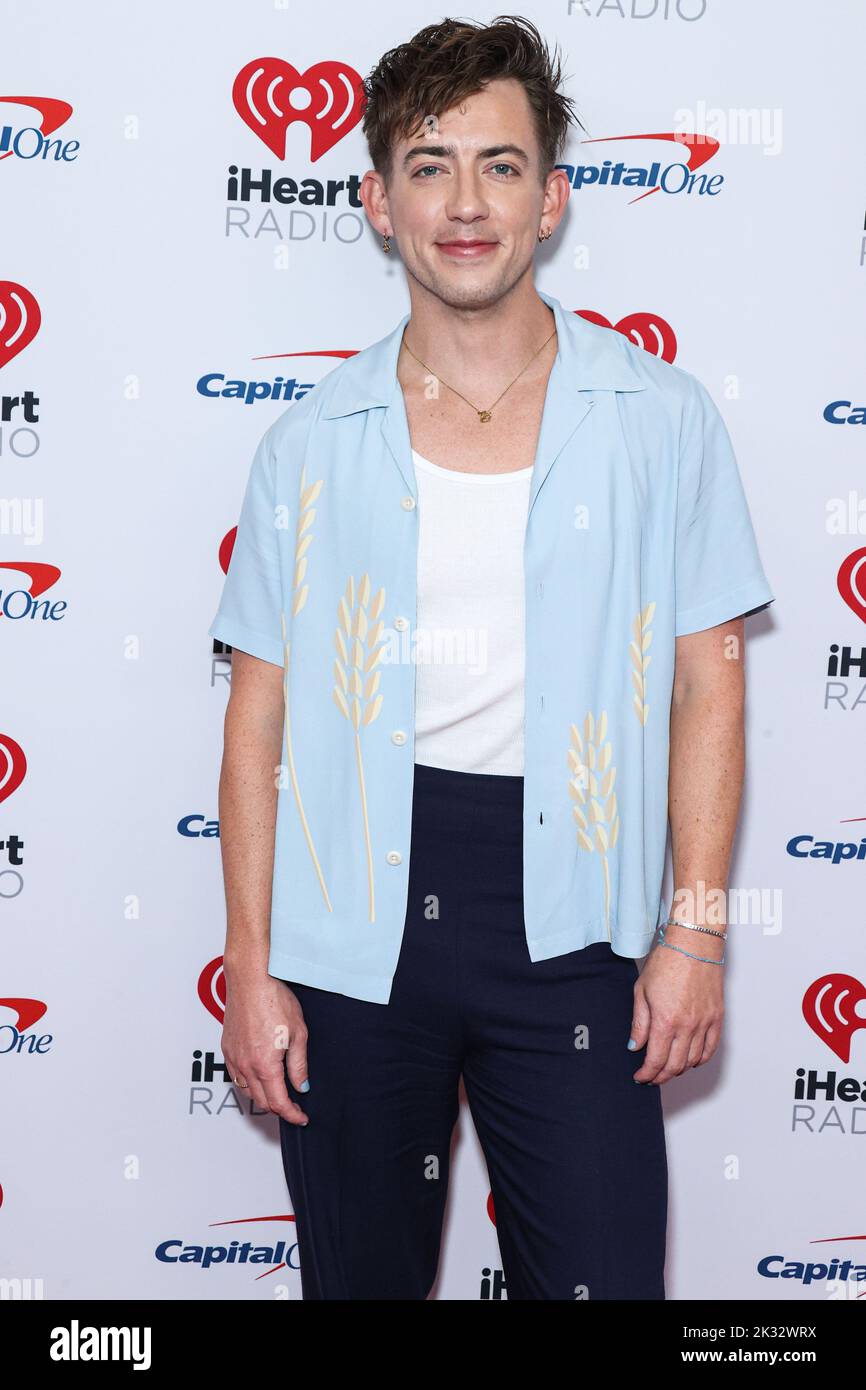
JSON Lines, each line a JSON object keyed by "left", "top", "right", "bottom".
{"left": 576, "top": 310, "right": 677, "bottom": 363}
{"left": 0, "top": 733, "right": 26, "bottom": 806}
{"left": 0, "top": 281, "right": 41, "bottom": 368}
{"left": 233, "top": 58, "right": 364, "bottom": 162}
{"left": 837, "top": 547, "right": 866, "bottom": 625}
{"left": 198, "top": 956, "right": 226, "bottom": 1025}
{"left": 802, "top": 974, "right": 866, "bottom": 1063}
{"left": 217, "top": 527, "right": 237, "bottom": 576}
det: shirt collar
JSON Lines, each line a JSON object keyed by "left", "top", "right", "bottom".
{"left": 320, "top": 288, "right": 646, "bottom": 420}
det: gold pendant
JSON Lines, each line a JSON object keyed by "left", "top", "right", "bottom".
{"left": 478, "top": 410, "right": 492, "bottom": 423}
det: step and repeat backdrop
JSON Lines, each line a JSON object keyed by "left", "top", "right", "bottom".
{"left": 2, "top": 0, "right": 865, "bottom": 1301}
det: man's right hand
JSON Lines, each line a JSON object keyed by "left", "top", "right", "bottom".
{"left": 221, "top": 971, "right": 310, "bottom": 1125}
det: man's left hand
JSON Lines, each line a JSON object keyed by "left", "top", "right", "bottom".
{"left": 629, "top": 926, "right": 725, "bottom": 1084}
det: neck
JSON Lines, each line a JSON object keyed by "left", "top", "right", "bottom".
{"left": 398, "top": 274, "right": 556, "bottom": 396}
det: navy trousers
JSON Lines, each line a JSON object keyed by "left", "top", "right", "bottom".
{"left": 278, "top": 760, "right": 668, "bottom": 1300}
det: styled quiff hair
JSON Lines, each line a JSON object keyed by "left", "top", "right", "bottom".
{"left": 361, "top": 14, "right": 584, "bottom": 186}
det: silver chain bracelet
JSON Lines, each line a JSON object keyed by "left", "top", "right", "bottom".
{"left": 664, "top": 917, "right": 727, "bottom": 941}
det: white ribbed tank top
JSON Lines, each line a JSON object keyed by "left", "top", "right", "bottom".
{"left": 411, "top": 447, "right": 533, "bottom": 776}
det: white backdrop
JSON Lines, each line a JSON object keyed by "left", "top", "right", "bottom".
{"left": 3, "top": 0, "right": 865, "bottom": 1301}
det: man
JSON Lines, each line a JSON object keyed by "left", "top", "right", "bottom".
{"left": 208, "top": 16, "right": 774, "bottom": 1300}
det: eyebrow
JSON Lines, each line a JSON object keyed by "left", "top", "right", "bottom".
{"left": 401, "top": 143, "right": 530, "bottom": 169}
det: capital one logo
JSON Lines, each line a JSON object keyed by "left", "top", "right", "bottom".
{"left": 233, "top": 58, "right": 364, "bottom": 161}
{"left": 576, "top": 310, "right": 677, "bottom": 363}
{"left": 0, "top": 998, "right": 52, "bottom": 1058}
{"left": 802, "top": 974, "right": 866, "bottom": 1062}
{"left": 0, "top": 562, "right": 62, "bottom": 617}
{"left": 0, "top": 281, "right": 41, "bottom": 368}
{"left": 562, "top": 131, "right": 722, "bottom": 204}
{"left": 0, "top": 998, "right": 47, "bottom": 1032}
{"left": 838, "top": 548, "right": 866, "bottom": 625}
{"left": 0, "top": 96, "right": 76, "bottom": 163}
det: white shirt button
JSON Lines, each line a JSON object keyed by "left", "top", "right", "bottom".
{"left": 386, "top": 850, "right": 402, "bottom": 865}
{"left": 401, "top": 495, "right": 416, "bottom": 510}
{"left": 391, "top": 730, "right": 407, "bottom": 745}
{"left": 394, "top": 616, "right": 409, "bottom": 631}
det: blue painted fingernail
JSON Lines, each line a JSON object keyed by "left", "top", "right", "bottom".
{"left": 627, "top": 1039, "right": 638, "bottom": 1050}
{"left": 299, "top": 1079, "right": 310, "bottom": 1093}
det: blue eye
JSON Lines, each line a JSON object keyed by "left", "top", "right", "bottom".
{"left": 411, "top": 162, "right": 519, "bottom": 179}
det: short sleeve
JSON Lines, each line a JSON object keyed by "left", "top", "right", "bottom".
{"left": 674, "top": 376, "right": 775, "bottom": 637}
{"left": 207, "top": 428, "right": 285, "bottom": 667}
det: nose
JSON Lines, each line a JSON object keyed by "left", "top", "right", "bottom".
{"left": 444, "top": 166, "right": 491, "bottom": 226}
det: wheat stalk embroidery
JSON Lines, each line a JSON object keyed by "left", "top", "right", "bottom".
{"left": 280, "top": 467, "right": 332, "bottom": 912}
{"left": 630, "top": 601, "right": 655, "bottom": 726}
{"left": 332, "top": 573, "right": 386, "bottom": 923}
{"left": 567, "top": 710, "right": 620, "bottom": 942}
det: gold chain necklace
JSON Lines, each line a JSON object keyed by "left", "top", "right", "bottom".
{"left": 400, "top": 326, "right": 557, "bottom": 424}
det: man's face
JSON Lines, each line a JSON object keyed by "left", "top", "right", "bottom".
{"left": 366, "top": 76, "right": 567, "bottom": 311}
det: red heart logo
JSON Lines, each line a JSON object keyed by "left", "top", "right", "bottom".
{"left": 218, "top": 526, "right": 237, "bottom": 577}
{"left": 233, "top": 58, "right": 364, "bottom": 162}
{"left": 576, "top": 309, "right": 677, "bottom": 363}
{"left": 837, "top": 547, "right": 866, "bottom": 626}
{"left": 198, "top": 956, "right": 226, "bottom": 1025}
{"left": 0, "top": 733, "right": 26, "bottom": 806}
{"left": 0, "top": 281, "right": 41, "bottom": 369}
{"left": 802, "top": 973, "right": 866, "bottom": 1063}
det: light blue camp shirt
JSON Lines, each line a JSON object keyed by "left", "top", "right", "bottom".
{"left": 208, "top": 288, "right": 775, "bottom": 1004}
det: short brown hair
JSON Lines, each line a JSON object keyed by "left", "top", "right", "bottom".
{"left": 361, "top": 14, "right": 584, "bottom": 186}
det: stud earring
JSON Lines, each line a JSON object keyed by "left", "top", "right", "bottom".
{"left": 537, "top": 227, "right": 552, "bottom": 242}
{"left": 382, "top": 232, "right": 392, "bottom": 252}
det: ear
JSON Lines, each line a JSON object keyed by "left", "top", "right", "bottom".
{"left": 542, "top": 166, "right": 570, "bottom": 233}
{"left": 360, "top": 169, "right": 390, "bottom": 234}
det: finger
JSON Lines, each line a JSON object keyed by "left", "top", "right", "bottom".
{"left": 686, "top": 1029, "right": 707, "bottom": 1068}
{"left": 651, "top": 1030, "right": 693, "bottom": 1084}
{"left": 233, "top": 1066, "right": 271, "bottom": 1115}
{"left": 224, "top": 1052, "right": 249, "bottom": 1091}
{"left": 260, "top": 1069, "right": 308, "bottom": 1125}
{"left": 629, "top": 982, "right": 651, "bottom": 1051}
{"left": 697, "top": 1021, "right": 722, "bottom": 1066}
{"left": 226, "top": 1057, "right": 282, "bottom": 1117}
{"left": 285, "top": 1027, "right": 310, "bottom": 1095}
{"left": 632, "top": 1022, "right": 674, "bottom": 1083}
